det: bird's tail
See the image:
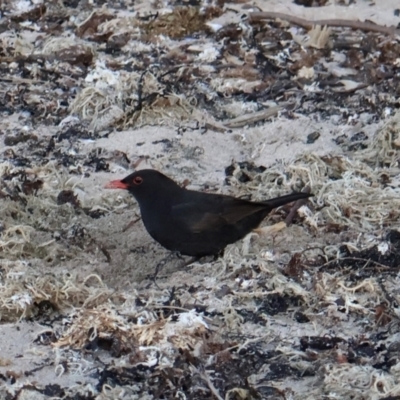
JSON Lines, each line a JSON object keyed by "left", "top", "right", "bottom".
{"left": 265, "top": 192, "right": 313, "bottom": 210}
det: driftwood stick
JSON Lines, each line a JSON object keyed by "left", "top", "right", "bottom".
{"left": 249, "top": 11, "right": 399, "bottom": 36}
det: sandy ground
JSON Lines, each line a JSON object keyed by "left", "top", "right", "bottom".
{"left": 1, "top": 0, "right": 400, "bottom": 399}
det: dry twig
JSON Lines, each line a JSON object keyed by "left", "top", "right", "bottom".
{"left": 249, "top": 12, "right": 399, "bottom": 36}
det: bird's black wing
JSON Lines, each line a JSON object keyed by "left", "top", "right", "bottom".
{"left": 171, "top": 196, "right": 266, "bottom": 233}
{"left": 170, "top": 191, "right": 312, "bottom": 234}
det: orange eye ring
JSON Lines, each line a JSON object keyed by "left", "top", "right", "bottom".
{"left": 133, "top": 176, "right": 143, "bottom": 185}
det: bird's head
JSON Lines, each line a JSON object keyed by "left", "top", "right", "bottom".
{"left": 105, "top": 169, "right": 180, "bottom": 202}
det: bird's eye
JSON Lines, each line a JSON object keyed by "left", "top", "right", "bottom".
{"left": 133, "top": 176, "right": 143, "bottom": 185}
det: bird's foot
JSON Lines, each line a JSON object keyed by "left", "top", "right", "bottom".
{"left": 148, "top": 253, "right": 200, "bottom": 289}
{"left": 152, "top": 251, "right": 178, "bottom": 282}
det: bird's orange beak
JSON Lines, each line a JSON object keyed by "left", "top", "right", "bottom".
{"left": 104, "top": 179, "right": 129, "bottom": 189}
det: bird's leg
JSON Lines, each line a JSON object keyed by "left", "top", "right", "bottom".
{"left": 151, "top": 253, "right": 200, "bottom": 285}
{"left": 147, "top": 254, "right": 177, "bottom": 290}
{"left": 152, "top": 251, "right": 180, "bottom": 281}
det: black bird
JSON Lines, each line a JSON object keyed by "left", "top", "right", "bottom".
{"left": 105, "top": 169, "right": 312, "bottom": 257}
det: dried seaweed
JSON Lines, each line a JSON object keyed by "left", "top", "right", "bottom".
{"left": 2, "top": 0, "right": 400, "bottom": 398}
